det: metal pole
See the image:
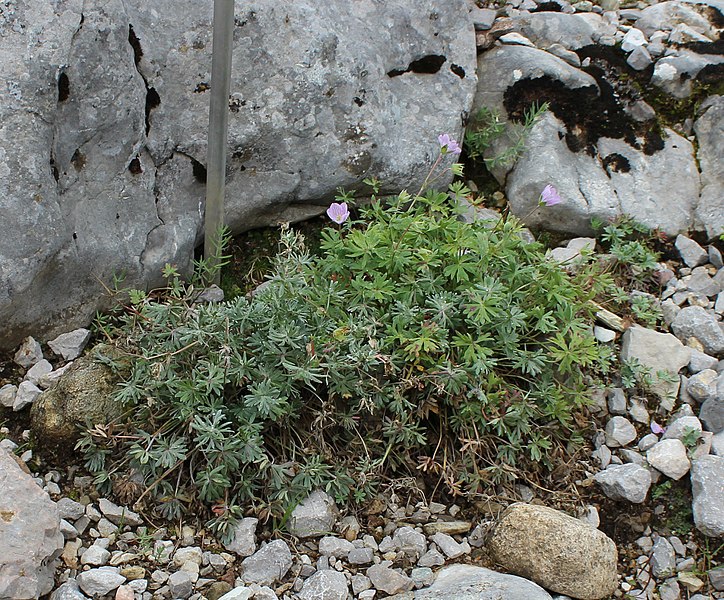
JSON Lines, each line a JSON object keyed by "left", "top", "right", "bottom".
{"left": 204, "top": 0, "right": 235, "bottom": 284}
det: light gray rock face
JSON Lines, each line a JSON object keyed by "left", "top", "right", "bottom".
{"left": 514, "top": 11, "right": 614, "bottom": 50}
{"left": 646, "top": 439, "right": 691, "bottom": 480}
{"left": 298, "top": 570, "right": 349, "bottom": 600}
{"left": 392, "top": 526, "right": 428, "bottom": 560}
{"left": 620, "top": 326, "right": 691, "bottom": 403}
{"left": 701, "top": 394, "right": 724, "bottom": 433}
{"left": 239, "top": 540, "right": 292, "bottom": 585}
{"left": 430, "top": 532, "right": 468, "bottom": 559}
{"left": 671, "top": 306, "right": 724, "bottom": 356}
{"left": 662, "top": 415, "right": 703, "bottom": 442}
{"left": 0, "top": 385, "right": 16, "bottom": 409}
{"left": 0, "top": 0, "right": 476, "bottom": 350}
{"left": 13, "top": 381, "right": 42, "bottom": 411}
{"left": 318, "top": 536, "right": 354, "bottom": 559}
{"left": 711, "top": 431, "right": 724, "bottom": 456}
{"left": 367, "top": 565, "right": 414, "bottom": 595}
{"left": 80, "top": 543, "right": 110, "bottom": 567}
{"left": 76, "top": 567, "right": 126, "bottom": 597}
{"left": 49, "top": 580, "right": 87, "bottom": 600}
{"left": 0, "top": 449, "right": 64, "bottom": 600}
{"left": 650, "top": 536, "right": 676, "bottom": 579}
{"left": 690, "top": 455, "right": 724, "bottom": 537}
{"left": 485, "top": 503, "right": 617, "bottom": 600}
{"left": 289, "top": 490, "right": 337, "bottom": 538}
{"left": 474, "top": 44, "right": 598, "bottom": 117}
{"left": 414, "top": 565, "right": 553, "bottom": 600}
{"left": 48, "top": 329, "right": 91, "bottom": 361}
{"left": 651, "top": 50, "right": 724, "bottom": 98}
{"left": 687, "top": 369, "right": 719, "bottom": 403}
{"left": 25, "top": 360, "right": 53, "bottom": 386}
{"left": 694, "top": 96, "right": 724, "bottom": 239}
{"left": 14, "top": 337, "right": 44, "bottom": 369}
{"left": 626, "top": 45, "right": 652, "bottom": 70}
{"left": 98, "top": 498, "right": 142, "bottom": 527}
{"left": 594, "top": 463, "right": 652, "bottom": 503}
{"left": 223, "top": 517, "right": 258, "bottom": 557}
{"left": 504, "top": 114, "right": 699, "bottom": 237}
{"left": 473, "top": 45, "right": 598, "bottom": 183}
{"left": 635, "top": 1, "right": 720, "bottom": 40}
{"left": 605, "top": 416, "right": 638, "bottom": 448}
{"left": 676, "top": 235, "right": 708, "bottom": 268}
{"left": 167, "top": 571, "right": 193, "bottom": 600}
{"left": 56, "top": 498, "right": 85, "bottom": 521}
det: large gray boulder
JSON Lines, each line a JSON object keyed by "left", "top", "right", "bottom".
{"left": 0, "top": 0, "right": 477, "bottom": 349}
{"left": 694, "top": 96, "right": 724, "bottom": 239}
{"left": 505, "top": 114, "right": 699, "bottom": 237}
{"left": 0, "top": 449, "right": 64, "bottom": 600}
{"left": 485, "top": 503, "right": 618, "bottom": 600}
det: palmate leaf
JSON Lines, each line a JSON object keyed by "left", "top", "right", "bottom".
{"left": 91, "top": 173, "right": 617, "bottom": 524}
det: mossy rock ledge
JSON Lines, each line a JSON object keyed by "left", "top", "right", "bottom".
{"left": 30, "top": 345, "right": 128, "bottom": 455}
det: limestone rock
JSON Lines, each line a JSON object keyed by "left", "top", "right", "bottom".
{"left": 646, "top": 439, "right": 691, "bottom": 480}
{"left": 76, "top": 567, "right": 126, "bottom": 597}
{"left": 392, "top": 526, "right": 427, "bottom": 560}
{"left": 671, "top": 306, "right": 724, "bottom": 357}
{"left": 415, "top": 565, "right": 553, "bottom": 600}
{"left": 288, "top": 490, "right": 337, "bottom": 538}
{"left": 0, "top": 449, "right": 64, "bottom": 600}
{"left": 701, "top": 393, "right": 724, "bottom": 434}
{"left": 620, "top": 326, "right": 691, "bottom": 403}
{"left": 0, "top": 385, "right": 16, "bottom": 409}
{"left": 13, "top": 381, "right": 42, "bottom": 412}
{"left": 651, "top": 537, "right": 676, "bottom": 579}
{"left": 675, "top": 235, "right": 708, "bottom": 268}
{"left": 49, "top": 580, "right": 87, "bottom": 600}
{"left": 0, "top": 0, "right": 476, "bottom": 350}
{"left": 98, "top": 498, "right": 143, "bottom": 527}
{"left": 14, "top": 337, "right": 43, "bottom": 369}
{"left": 367, "top": 564, "right": 414, "bottom": 595}
{"left": 605, "top": 416, "right": 638, "bottom": 447}
{"left": 298, "top": 570, "right": 349, "bottom": 600}
{"left": 48, "top": 329, "right": 91, "bottom": 361}
{"left": 223, "top": 517, "right": 258, "bottom": 558}
{"left": 239, "top": 540, "right": 292, "bottom": 585}
{"left": 694, "top": 96, "right": 724, "bottom": 239}
{"left": 505, "top": 113, "right": 699, "bottom": 237}
{"left": 687, "top": 369, "right": 719, "bottom": 403}
{"left": 318, "top": 536, "right": 354, "bottom": 559}
{"left": 594, "top": 463, "right": 652, "bottom": 503}
{"left": 691, "top": 455, "right": 724, "bottom": 537}
{"left": 486, "top": 503, "right": 617, "bottom": 600}
{"left": 30, "top": 346, "right": 128, "bottom": 451}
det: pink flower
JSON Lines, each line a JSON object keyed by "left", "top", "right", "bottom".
{"left": 539, "top": 184, "right": 562, "bottom": 207}
{"left": 651, "top": 420, "right": 666, "bottom": 435}
{"left": 438, "top": 133, "right": 462, "bottom": 155}
{"left": 326, "top": 202, "right": 350, "bottom": 224}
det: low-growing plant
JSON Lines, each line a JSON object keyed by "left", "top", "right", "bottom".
{"left": 79, "top": 138, "right": 613, "bottom": 540}
{"left": 592, "top": 216, "right": 660, "bottom": 284}
{"left": 465, "top": 102, "right": 549, "bottom": 169}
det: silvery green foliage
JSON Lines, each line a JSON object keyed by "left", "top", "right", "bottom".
{"left": 81, "top": 186, "right": 614, "bottom": 539}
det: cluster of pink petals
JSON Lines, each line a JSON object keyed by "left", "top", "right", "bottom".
{"left": 539, "top": 184, "right": 562, "bottom": 207}
{"left": 326, "top": 202, "right": 350, "bottom": 224}
{"left": 438, "top": 133, "right": 462, "bottom": 155}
